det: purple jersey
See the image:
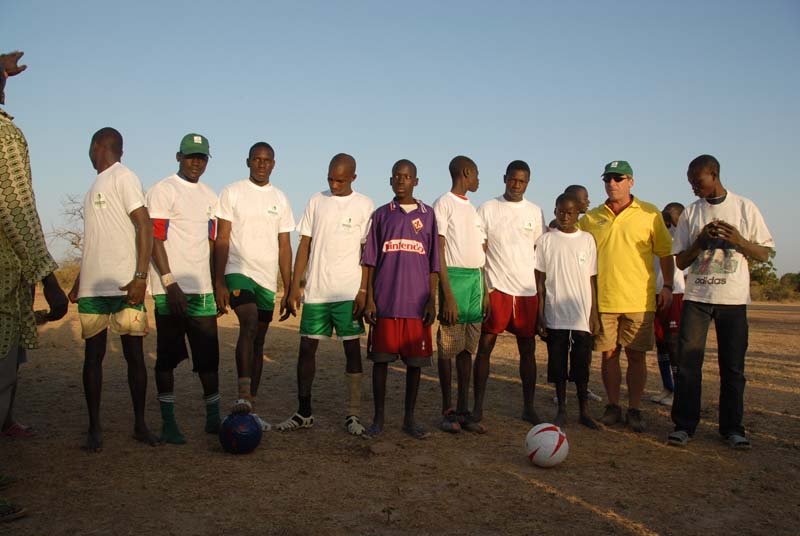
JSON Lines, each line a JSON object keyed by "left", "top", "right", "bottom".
{"left": 362, "top": 199, "right": 440, "bottom": 319}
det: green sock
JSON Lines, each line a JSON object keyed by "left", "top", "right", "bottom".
{"left": 158, "top": 393, "right": 186, "bottom": 445}
{"left": 205, "top": 392, "right": 221, "bottom": 434}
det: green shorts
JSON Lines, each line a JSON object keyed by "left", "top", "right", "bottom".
{"left": 300, "top": 301, "right": 365, "bottom": 340}
{"left": 225, "top": 273, "right": 275, "bottom": 312}
{"left": 440, "top": 267, "right": 484, "bottom": 324}
{"left": 77, "top": 296, "right": 145, "bottom": 314}
{"left": 153, "top": 293, "right": 217, "bottom": 316}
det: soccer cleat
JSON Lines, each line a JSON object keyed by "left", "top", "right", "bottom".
{"left": 345, "top": 415, "right": 365, "bottom": 436}
{"left": 231, "top": 399, "right": 253, "bottom": 415}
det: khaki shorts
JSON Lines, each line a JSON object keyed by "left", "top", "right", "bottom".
{"left": 436, "top": 322, "right": 481, "bottom": 359}
{"left": 594, "top": 312, "right": 655, "bottom": 353}
{"left": 78, "top": 297, "right": 148, "bottom": 339}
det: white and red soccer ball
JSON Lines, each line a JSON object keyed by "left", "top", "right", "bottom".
{"left": 525, "top": 423, "right": 569, "bottom": 467}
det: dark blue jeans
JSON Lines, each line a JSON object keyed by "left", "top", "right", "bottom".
{"left": 671, "top": 300, "right": 748, "bottom": 437}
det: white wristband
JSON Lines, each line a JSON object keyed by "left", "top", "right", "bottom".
{"left": 161, "top": 273, "right": 176, "bottom": 287}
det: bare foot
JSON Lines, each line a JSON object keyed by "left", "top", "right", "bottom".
{"left": 554, "top": 409, "right": 567, "bottom": 428}
{"left": 579, "top": 413, "right": 600, "bottom": 430}
{"left": 82, "top": 428, "right": 104, "bottom": 453}
{"left": 133, "top": 426, "right": 163, "bottom": 447}
{"left": 522, "top": 410, "right": 542, "bottom": 425}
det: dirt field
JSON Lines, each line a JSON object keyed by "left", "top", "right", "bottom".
{"left": 2, "top": 297, "right": 799, "bottom": 535}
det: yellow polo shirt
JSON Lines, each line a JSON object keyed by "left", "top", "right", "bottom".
{"left": 577, "top": 197, "right": 672, "bottom": 313}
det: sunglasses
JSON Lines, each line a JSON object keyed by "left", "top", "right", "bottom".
{"left": 602, "top": 174, "right": 628, "bottom": 183}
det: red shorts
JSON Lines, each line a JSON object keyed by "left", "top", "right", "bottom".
{"left": 654, "top": 293, "right": 683, "bottom": 343}
{"left": 367, "top": 318, "right": 432, "bottom": 367}
{"left": 481, "top": 290, "right": 537, "bottom": 338}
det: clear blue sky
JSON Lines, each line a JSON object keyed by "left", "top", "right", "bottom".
{"left": 4, "top": 0, "right": 798, "bottom": 274}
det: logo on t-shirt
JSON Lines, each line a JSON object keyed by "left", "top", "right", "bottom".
{"left": 341, "top": 216, "right": 353, "bottom": 230}
{"left": 578, "top": 252, "right": 587, "bottom": 265}
{"left": 93, "top": 192, "right": 107, "bottom": 209}
{"left": 206, "top": 205, "right": 214, "bottom": 219}
{"left": 411, "top": 218, "right": 424, "bottom": 233}
{"left": 268, "top": 205, "right": 279, "bottom": 216}
{"left": 524, "top": 221, "right": 534, "bottom": 232}
{"left": 382, "top": 239, "right": 426, "bottom": 255}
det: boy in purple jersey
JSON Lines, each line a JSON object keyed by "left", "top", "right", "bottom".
{"left": 363, "top": 160, "right": 439, "bottom": 439}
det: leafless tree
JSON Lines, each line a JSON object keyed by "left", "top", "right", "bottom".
{"left": 49, "top": 194, "right": 83, "bottom": 262}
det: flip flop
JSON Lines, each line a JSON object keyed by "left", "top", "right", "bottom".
{"left": 1, "top": 423, "right": 35, "bottom": 438}
{"left": 440, "top": 409, "right": 461, "bottom": 433}
{"left": 364, "top": 423, "right": 384, "bottom": 439}
{"left": 667, "top": 430, "right": 691, "bottom": 447}
{"left": 402, "top": 424, "right": 430, "bottom": 440}
{"left": 276, "top": 413, "right": 314, "bottom": 432}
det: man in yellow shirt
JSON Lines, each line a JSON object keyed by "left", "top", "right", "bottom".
{"left": 578, "top": 161, "right": 673, "bottom": 432}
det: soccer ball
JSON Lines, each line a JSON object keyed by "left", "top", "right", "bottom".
{"left": 525, "top": 423, "right": 569, "bottom": 467}
{"left": 219, "top": 413, "right": 263, "bottom": 454}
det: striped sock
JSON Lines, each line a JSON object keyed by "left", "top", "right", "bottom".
{"left": 157, "top": 392, "right": 186, "bottom": 444}
{"left": 204, "top": 392, "right": 221, "bottom": 434}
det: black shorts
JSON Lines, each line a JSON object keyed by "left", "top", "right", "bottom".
{"left": 546, "top": 329, "right": 592, "bottom": 384}
{"left": 155, "top": 312, "right": 219, "bottom": 373}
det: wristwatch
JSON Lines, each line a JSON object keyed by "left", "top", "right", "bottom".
{"left": 134, "top": 271, "right": 148, "bottom": 280}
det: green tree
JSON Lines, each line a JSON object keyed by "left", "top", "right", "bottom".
{"left": 780, "top": 272, "right": 800, "bottom": 292}
{"left": 749, "top": 249, "right": 778, "bottom": 286}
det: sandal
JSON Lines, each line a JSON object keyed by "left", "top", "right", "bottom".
{"left": 727, "top": 434, "right": 751, "bottom": 450}
{"left": 0, "top": 498, "right": 26, "bottom": 522}
{"left": 276, "top": 412, "right": 314, "bottom": 432}
{"left": 402, "top": 424, "right": 430, "bottom": 440}
{"left": 667, "top": 430, "right": 691, "bottom": 447}
{"left": 345, "top": 415, "right": 365, "bottom": 436}
{"left": 440, "top": 409, "right": 461, "bottom": 433}
{"left": 1, "top": 423, "right": 35, "bottom": 438}
{"left": 364, "top": 423, "right": 384, "bottom": 439}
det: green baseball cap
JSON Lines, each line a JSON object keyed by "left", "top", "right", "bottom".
{"left": 179, "top": 133, "right": 211, "bottom": 157}
{"left": 602, "top": 160, "right": 633, "bottom": 177}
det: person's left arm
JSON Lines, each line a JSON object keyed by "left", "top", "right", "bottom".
{"left": 277, "top": 232, "right": 293, "bottom": 320}
{"left": 652, "top": 211, "right": 673, "bottom": 312}
{"left": 120, "top": 206, "right": 153, "bottom": 305}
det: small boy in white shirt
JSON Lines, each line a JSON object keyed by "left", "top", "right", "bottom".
{"left": 535, "top": 193, "right": 600, "bottom": 429}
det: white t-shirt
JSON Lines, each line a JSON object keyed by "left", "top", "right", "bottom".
{"left": 79, "top": 162, "right": 146, "bottom": 298}
{"left": 534, "top": 229, "right": 597, "bottom": 332}
{"left": 432, "top": 192, "right": 486, "bottom": 269}
{"left": 479, "top": 196, "right": 546, "bottom": 296}
{"left": 673, "top": 191, "right": 774, "bottom": 305}
{"left": 297, "top": 190, "right": 374, "bottom": 304}
{"left": 655, "top": 228, "right": 685, "bottom": 294}
{"left": 146, "top": 175, "right": 217, "bottom": 295}
{"left": 216, "top": 180, "right": 295, "bottom": 292}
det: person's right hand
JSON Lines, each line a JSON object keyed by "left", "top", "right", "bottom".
{"left": 363, "top": 297, "right": 377, "bottom": 326}
{"left": 0, "top": 51, "right": 27, "bottom": 77}
{"left": 68, "top": 277, "right": 80, "bottom": 304}
{"left": 214, "top": 281, "right": 230, "bottom": 314}
{"left": 166, "top": 283, "right": 188, "bottom": 316}
{"left": 286, "top": 286, "right": 303, "bottom": 318}
{"left": 42, "top": 273, "right": 68, "bottom": 321}
{"left": 537, "top": 314, "right": 548, "bottom": 339}
{"left": 439, "top": 293, "right": 459, "bottom": 326}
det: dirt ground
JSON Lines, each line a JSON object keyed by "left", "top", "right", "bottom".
{"left": 2, "top": 297, "right": 799, "bottom": 535}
